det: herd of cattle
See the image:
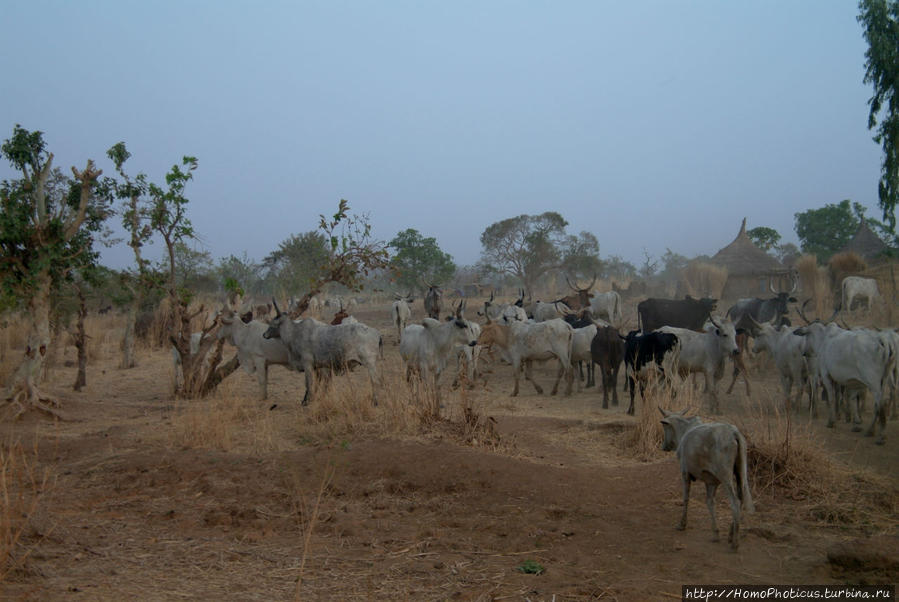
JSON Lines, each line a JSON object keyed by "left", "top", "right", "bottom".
{"left": 196, "top": 274, "right": 895, "bottom": 446}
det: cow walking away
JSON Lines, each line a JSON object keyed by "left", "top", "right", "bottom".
{"left": 660, "top": 408, "right": 754, "bottom": 550}
{"left": 591, "top": 326, "right": 624, "bottom": 409}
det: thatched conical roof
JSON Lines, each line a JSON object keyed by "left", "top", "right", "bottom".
{"left": 710, "top": 218, "right": 785, "bottom": 275}
{"left": 840, "top": 220, "right": 889, "bottom": 261}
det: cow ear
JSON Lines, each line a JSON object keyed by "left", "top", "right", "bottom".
{"left": 658, "top": 407, "right": 670, "bottom": 417}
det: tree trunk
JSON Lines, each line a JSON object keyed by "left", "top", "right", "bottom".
{"left": 2, "top": 272, "right": 64, "bottom": 419}
{"left": 120, "top": 300, "right": 137, "bottom": 369}
{"left": 73, "top": 285, "right": 88, "bottom": 392}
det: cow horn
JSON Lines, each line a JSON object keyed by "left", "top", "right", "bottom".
{"left": 769, "top": 280, "right": 778, "bottom": 295}
{"left": 708, "top": 313, "right": 722, "bottom": 330}
{"left": 587, "top": 272, "right": 597, "bottom": 290}
{"left": 789, "top": 272, "right": 798, "bottom": 294}
{"left": 824, "top": 307, "right": 839, "bottom": 325}
{"left": 272, "top": 297, "right": 282, "bottom": 317}
{"left": 565, "top": 275, "right": 580, "bottom": 292}
{"left": 489, "top": 290, "right": 495, "bottom": 302}
{"left": 796, "top": 299, "right": 813, "bottom": 325}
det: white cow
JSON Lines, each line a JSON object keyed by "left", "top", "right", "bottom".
{"left": 477, "top": 318, "right": 574, "bottom": 397}
{"left": 570, "top": 323, "right": 598, "bottom": 392}
{"left": 218, "top": 309, "right": 292, "bottom": 400}
{"left": 795, "top": 320, "right": 893, "bottom": 444}
{"left": 399, "top": 311, "right": 479, "bottom": 396}
{"left": 391, "top": 294, "right": 414, "bottom": 342}
{"left": 533, "top": 301, "right": 571, "bottom": 322}
{"left": 842, "top": 276, "right": 879, "bottom": 312}
{"left": 590, "top": 291, "right": 622, "bottom": 325}
{"left": 660, "top": 408, "right": 754, "bottom": 550}
{"left": 658, "top": 316, "right": 740, "bottom": 413}
{"left": 751, "top": 321, "right": 811, "bottom": 413}
{"left": 264, "top": 301, "right": 382, "bottom": 406}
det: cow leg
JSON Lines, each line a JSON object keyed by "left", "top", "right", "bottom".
{"left": 626, "top": 371, "right": 636, "bottom": 415}
{"left": 863, "top": 391, "right": 886, "bottom": 443}
{"left": 523, "top": 361, "right": 543, "bottom": 395}
{"left": 705, "top": 482, "right": 720, "bottom": 542}
{"left": 511, "top": 361, "right": 522, "bottom": 396}
{"left": 677, "top": 474, "right": 691, "bottom": 531}
{"left": 823, "top": 378, "right": 837, "bottom": 428}
{"left": 601, "top": 365, "right": 610, "bottom": 409}
{"left": 368, "top": 362, "right": 379, "bottom": 407}
{"left": 611, "top": 364, "right": 620, "bottom": 406}
{"left": 724, "top": 481, "right": 741, "bottom": 550}
{"left": 706, "top": 371, "right": 719, "bottom": 414}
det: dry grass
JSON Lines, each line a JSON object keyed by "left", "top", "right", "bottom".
{"left": 616, "top": 366, "right": 704, "bottom": 460}
{"left": 167, "top": 383, "right": 288, "bottom": 454}
{"left": 0, "top": 437, "right": 56, "bottom": 585}
{"left": 681, "top": 262, "right": 728, "bottom": 300}
{"left": 736, "top": 393, "right": 897, "bottom": 531}
{"left": 796, "top": 254, "right": 832, "bottom": 317}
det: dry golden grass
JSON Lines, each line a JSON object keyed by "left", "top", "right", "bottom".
{"left": 737, "top": 393, "right": 897, "bottom": 531}
{"left": 0, "top": 437, "right": 56, "bottom": 585}
{"left": 796, "top": 254, "right": 833, "bottom": 317}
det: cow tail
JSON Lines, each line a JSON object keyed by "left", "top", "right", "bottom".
{"left": 734, "top": 429, "right": 754, "bottom": 513}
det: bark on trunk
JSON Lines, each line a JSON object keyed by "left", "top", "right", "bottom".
{"left": 120, "top": 301, "right": 137, "bottom": 369}
{"left": 73, "top": 285, "right": 88, "bottom": 392}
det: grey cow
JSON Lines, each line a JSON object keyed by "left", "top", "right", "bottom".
{"left": 263, "top": 300, "right": 381, "bottom": 406}
{"left": 660, "top": 408, "right": 754, "bottom": 550}
{"left": 218, "top": 309, "right": 292, "bottom": 400}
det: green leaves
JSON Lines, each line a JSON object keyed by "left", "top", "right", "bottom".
{"left": 388, "top": 228, "right": 456, "bottom": 291}
{"left": 858, "top": 0, "right": 899, "bottom": 230}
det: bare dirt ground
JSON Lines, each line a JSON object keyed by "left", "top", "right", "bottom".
{"left": 1, "top": 302, "right": 897, "bottom": 600}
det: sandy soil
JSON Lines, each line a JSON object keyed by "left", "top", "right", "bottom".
{"left": 1, "top": 303, "right": 897, "bottom": 600}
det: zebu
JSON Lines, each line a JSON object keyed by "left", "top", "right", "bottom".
{"left": 660, "top": 408, "right": 754, "bottom": 550}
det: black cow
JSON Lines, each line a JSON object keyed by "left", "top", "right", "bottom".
{"left": 591, "top": 326, "right": 624, "bottom": 409}
{"left": 726, "top": 285, "right": 797, "bottom": 335}
{"left": 637, "top": 296, "right": 717, "bottom": 333}
{"left": 620, "top": 330, "right": 679, "bottom": 415}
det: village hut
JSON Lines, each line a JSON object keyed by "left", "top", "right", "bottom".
{"left": 839, "top": 220, "right": 891, "bottom": 265}
{"left": 709, "top": 218, "right": 794, "bottom": 299}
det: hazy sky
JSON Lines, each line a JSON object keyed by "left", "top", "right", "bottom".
{"left": 0, "top": 1, "right": 886, "bottom": 272}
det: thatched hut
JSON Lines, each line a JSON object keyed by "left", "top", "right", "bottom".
{"left": 839, "top": 220, "right": 890, "bottom": 265}
{"left": 709, "top": 218, "right": 793, "bottom": 299}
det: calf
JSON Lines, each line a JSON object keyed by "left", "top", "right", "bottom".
{"left": 591, "top": 326, "right": 624, "bottom": 409}
{"left": 620, "top": 330, "right": 679, "bottom": 415}
{"left": 660, "top": 408, "right": 754, "bottom": 550}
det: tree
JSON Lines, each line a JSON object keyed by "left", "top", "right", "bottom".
{"left": 658, "top": 248, "right": 689, "bottom": 283}
{"left": 217, "top": 253, "right": 265, "bottom": 297}
{"left": 747, "top": 226, "right": 782, "bottom": 252}
{"left": 388, "top": 228, "right": 456, "bottom": 292}
{"left": 1, "top": 125, "right": 108, "bottom": 417}
{"left": 794, "top": 200, "right": 865, "bottom": 261}
{"left": 479, "top": 212, "right": 568, "bottom": 295}
{"left": 282, "top": 200, "right": 389, "bottom": 317}
{"left": 263, "top": 231, "right": 330, "bottom": 294}
{"left": 561, "top": 231, "right": 603, "bottom": 279}
{"left": 601, "top": 255, "right": 637, "bottom": 279}
{"left": 858, "top": 0, "right": 899, "bottom": 231}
